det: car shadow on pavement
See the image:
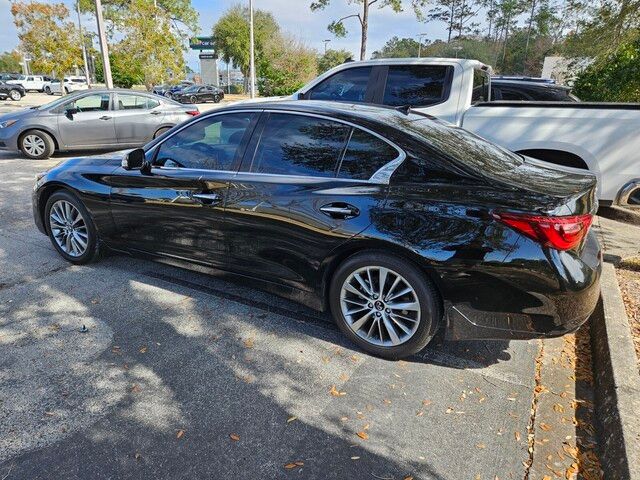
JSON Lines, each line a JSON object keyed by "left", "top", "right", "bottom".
{"left": 0, "top": 262, "right": 451, "bottom": 480}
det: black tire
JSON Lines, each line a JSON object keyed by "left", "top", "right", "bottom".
{"left": 9, "top": 89, "right": 22, "bottom": 101}
{"left": 45, "top": 86, "right": 51, "bottom": 95}
{"left": 19, "top": 129, "right": 55, "bottom": 159}
{"left": 213, "top": 94, "right": 221, "bottom": 103}
{"left": 153, "top": 126, "right": 172, "bottom": 139}
{"left": 329, "top": 251, "right": 441, "bottom": 360}
{"left": 45, "top": 190, "right": 102, "bottom": 265}
{"left": 189, "top": 95, "right": 197, "bottom": 104}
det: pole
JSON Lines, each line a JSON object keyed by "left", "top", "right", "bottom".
{"left": 323, "top": 39, "right": 331, "bottom": 54}
{"left": 76, "top": 1, "right": 91, "bottom": 87}
{"left": 227, "top": 62, "right": 230, "bottom": 94}
{"left": 94, "top": 0, "right": 113, "bottom": 89}
{"left": 418, "top": 41, "right": 421, "bottom": 58}
{"left": 248, "top": 0, "right": 256, "bottom": 98}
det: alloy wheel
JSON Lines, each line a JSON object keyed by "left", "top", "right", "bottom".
{"left": 340, "top": 266, "right": 421, "bottom": 347}
{"left": 49, "top": 200, "right": 89, "bottom": 257}
{"left": 9, "top": 90, "right": 21, "bottom": 101}
{"left": 22, "top": 135, "right": 46, "bottom": 157}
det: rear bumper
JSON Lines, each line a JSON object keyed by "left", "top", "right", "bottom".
{"left": 444, "top": 231, "right": 602, "bottom": 341}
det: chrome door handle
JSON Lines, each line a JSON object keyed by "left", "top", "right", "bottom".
{"left": 150, "top": 110, "right": 162, "bottom": 115}
{"left": 320, "top": 204, "right": 359, "bottom": 219}
{"left": 99, "top": 115, "right": 112, "bottom": 120}
{"left": 192, "top": 193, "right": 222, "bottom": 204}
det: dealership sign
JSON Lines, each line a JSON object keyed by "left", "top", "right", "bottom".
{"left": 190, "top": 37, "right": 215, "bottom": 50}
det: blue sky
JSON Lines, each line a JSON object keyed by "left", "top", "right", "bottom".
{"left": 0, "top": 0, "right": 450, "bottom": 72}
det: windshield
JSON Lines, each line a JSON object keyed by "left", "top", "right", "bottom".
{"left": 389, "top": 113, "right": 524, "bottom": 177}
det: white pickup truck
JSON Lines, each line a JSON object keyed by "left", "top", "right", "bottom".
{"left": 6, "top": 75, "right": 50, "bottom": 92}
{"left": 288, "top": 58, "right": 639, "bottom": 206}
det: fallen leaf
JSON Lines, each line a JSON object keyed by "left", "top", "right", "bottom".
{"left": 339, "top": 373, "right": 349, "bottom": 382}
{"left": 243, "top": 337, "right": 255, "bottom": 348}
{"left": 404, "top": 476, "right": 414, "bottom": 480}
{"left": 476, "top": 443, "right": 486, "bottom": 449}
{"left": 422, "top": 399, "right": 432, "bottom": 406}
{"left": 383, "top": 399, "right": 392, "bottom": 405}
{"left": 230, "top": 433, "right": 240, "bottom": 441}
{"left": 363, "top": 423, "right": 370, "bottom": 430}
{"left": 284, "top": 461, "right": 303, "bottom": 469}
{"left": 540, "top": 423, "right": 553, "bottom": 431}
{"left": 351, "top": 456, "right": 360, "bottom": 460}
{"left": 553, "top": 403, "right": 565, "bottom": 413}
{"left": 329, "top": 385, "right": 346, "bottom": 397}
{"left": 356, "top": 431, "right": 369, "bottom": 440}
{"left": 176, "top": 430, "right": 185, "bottom": 439}
{"left": 139, "top": 346, "right": 147, "bottom": 353}
{"left": 287, "top": 416, "right": 297, "bottom": 423}
{"left": 44, "top": 411, "right": 56, "bottom": 417}
{"left": 416, "top": 410, "right": 424, "bottom": 417}
{"left": 131, "top": 384, "right": 141, "bottom": 394}
{"left": 515, "top": 431, "right": 521, "bottom": 442}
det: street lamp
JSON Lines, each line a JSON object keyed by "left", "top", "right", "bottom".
{"left": 248, "top": 0, "right": 256, "bottom": 98}
{"left": 323, "top": 39, "right": 331, "bottom": 54}
{"left": 416, "top": 33, "right": 428, "bottom": 58}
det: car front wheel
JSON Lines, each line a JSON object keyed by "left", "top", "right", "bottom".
{"left": 9, "top": 89, "right": 22, "bottom": 101}
{"left": 19, "top": 130, "right": 55, "bottom": 159}
{"left": 213, "top": 94, "right": 221, "bottom": 103}
{"left": 329, "top": 252, "right": 441, "bottom": 359}
{"left": 45, "top": 190, "right": 101, "bottom": 265}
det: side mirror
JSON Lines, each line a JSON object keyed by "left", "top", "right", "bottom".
{"left": 65, "top": 107, "right": 78, "bottom": 119}
{"left": 121, "top": 148, "right": 147, "bottom": 171}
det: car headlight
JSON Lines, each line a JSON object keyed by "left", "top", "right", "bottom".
{"left": 0, "top": 119, "right": 17, "bottom": 129}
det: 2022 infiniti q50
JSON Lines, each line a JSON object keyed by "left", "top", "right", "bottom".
{"left": 32, "top": 101, "right": 602, "bottom": 359}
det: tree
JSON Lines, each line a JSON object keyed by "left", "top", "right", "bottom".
{"left": 258, "top": 36, "right": 318, "bottom": 96}
{"left": 572, "top": 36, "right": 640, "bottom": 101}
{"left": 11, "top": 2, "right": 82, "bottom": 93}
{"left": 0, "top": 51, "right": 22, "bottom": 73}
{"left": 427, "top": 0, "right": 481, "bottom": 42}
{"left": 94, "top": 51, "right": 144, "bottom": 88}
{"left": 371, "top": 36, "right": 424, "bottom": 58}
{"left": 318, "top": 48, "right": 353, "bottom": 73}
{"left": 310, "top": 0, "right": 428, "bottom": 60}
{"left": 213, "top": 6, "right": 279, "bottom": 89}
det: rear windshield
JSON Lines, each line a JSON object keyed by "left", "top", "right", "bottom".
{"left": 392, "top": 115, "right": 524, "bottom": 177}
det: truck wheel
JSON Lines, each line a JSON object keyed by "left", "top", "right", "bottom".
{"left": 9, "top": 89, "right": 22, "bottom": 101}
{"left": 19, "top": 130, "right": 55, "bottom": 159}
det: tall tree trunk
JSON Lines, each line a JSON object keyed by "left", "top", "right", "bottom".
{"left": 458, "top": 0, "right": 465, "bottom": 37}
{"left": 501, "top": 15, "right": 511, "bottom": 68}
{"left": 360, "top": 1, "right": 369, "bottom": 60}
{"left": 523, "top": 0, "right": 536, "bottom": 73}
{"left": 487, "top": 0, "right": 494, "bottom": 38}
{"left": 448, "top": 2, "right": 454, "bottom": 41}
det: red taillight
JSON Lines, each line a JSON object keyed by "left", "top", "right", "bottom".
{"left": 493, "top": 212, "right": 593, "bottom": 251}
{"left": 185, "top": 110, "right": 199, "bottom": 116}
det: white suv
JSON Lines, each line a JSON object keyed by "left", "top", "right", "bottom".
{"left": 44, "top": 77, "right": 90, "bottom": 95}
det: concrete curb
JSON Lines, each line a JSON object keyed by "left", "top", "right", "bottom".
{"left": 591, "top": 262, "right": 640, "bottom": 479}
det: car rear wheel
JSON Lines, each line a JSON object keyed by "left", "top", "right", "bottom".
{"left": 45, "top": 190, "right": 101, "bottom": 265}
{"left": 153, "top": 126, "right": 172, "bottom": 139}
{"left": 45, "top": 86, "right": 51, "bottom": 94}
{"left": 19, "top": 130, "right": 55, "bottom": 159}
{"left": 189, "top": 95, "right": 197, "bottom": 104}
{"left": 329, "top": 252, "right": 441, "bottom": 359}
{"left": 213, "top": 94, "right": 221, "bottom": 103}
{"left": 9, "top": 89, "right": 22, "bottom": 101}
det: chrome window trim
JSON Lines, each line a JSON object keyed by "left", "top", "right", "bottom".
{"left": 146, "top": 107, "right": 407, "bottom": 184}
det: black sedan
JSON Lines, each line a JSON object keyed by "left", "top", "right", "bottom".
{"left": 0, "top": 81, "right": 25, "bottom": 101}
{"left": 174, "top": 85, "right": 224, "bottom": 104}
{"left": 32, "top": 101, "right": 601, "bottom": 359}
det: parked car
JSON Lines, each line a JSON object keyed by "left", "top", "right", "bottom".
{"left": 165, "top": 81, "right": 194, "bottom": 99}
{"left": 0, "top": 81, "right": 26, "bottom": 101}
{"left": 489, "top": 78, "right": 579, "bottom": 102}
{"left": 6, "top": 75, "right": 51, "bottom": 92}
{"left": 173, "top": 85, "right": 224, "bottom": 104}
{"left": 0, "top": 89, "right": 199, "bottom": 159}
{"left": 284, "top": 58, "right": 640, "bottom": 207}
{"left": 32, "top": 100, "right": 601, "bottom": 359}
{"left": 44, "top": 77, "right": 89, "bottom": 95}
{"left": 151, "top": 84, "right": 171, "bottom": 96}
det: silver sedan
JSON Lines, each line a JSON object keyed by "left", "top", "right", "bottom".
{"left": 0, "top": 89, "right": 200, "bottom": 159}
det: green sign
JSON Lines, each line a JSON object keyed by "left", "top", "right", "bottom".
{"left": 190, "top": 37, "right": 215, "bottom": 50}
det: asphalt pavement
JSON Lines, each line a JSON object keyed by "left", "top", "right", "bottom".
{"left": 0, "top": 99, "right": 549, "bottom": 479}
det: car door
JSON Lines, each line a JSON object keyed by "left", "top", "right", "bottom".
{"left": 56, "top": 92, "right": 118, "bottom": 148}
{"left": 107, "top": 111, "right": 259, "bottom": 265}
{"left": 112, "top": 93, "right": 163, "bottom": 145}
{"left": 223, "top": 111, "right": 392, "bottom": 292}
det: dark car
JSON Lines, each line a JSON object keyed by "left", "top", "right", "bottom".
{"left": 174, "top": 85, "right": 224, "bottom": 104}
{"left": 490, "top": 79, "right": 579, "bottom": 102}
{"left": 0, "top": 81, "right": 26, "bottom": 101}
{"left": 32, "top": 101, "right": 601, "bottom": 359}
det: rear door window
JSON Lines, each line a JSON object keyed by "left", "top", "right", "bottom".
{"left": 337, "top": 128, "right": 400, "bottom": 180}
{"left": 117, "top": 94, "right": 159, "bottom": 110}
{"left": 307, "top": 67, "right": 372, "bottom": 103}
{"left": 382, "top": 65, "right": 451, "bottom": 107}
{"left": 248, "top": 113, "right": 350, "bottom": 177}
